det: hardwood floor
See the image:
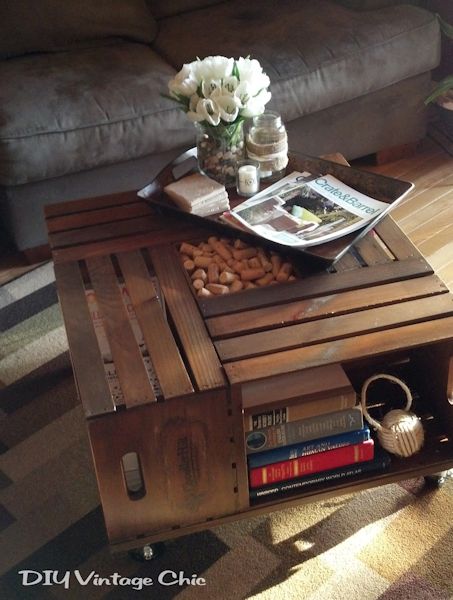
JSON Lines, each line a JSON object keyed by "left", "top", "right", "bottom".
{"left": 0, "top": 137, "right": 452, "bottom": 288}
{"left": 363, "top": 137, "right": 453, "bottom": 290}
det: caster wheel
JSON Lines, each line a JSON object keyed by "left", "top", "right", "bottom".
{"left": 424, "top": 469, "right": 453, "bottom": 489}
{"left": 425, "top": 474, "right": 446, "bottom": 488}
{"left": 128, "top": 542, "right": 165, "bottom": 562}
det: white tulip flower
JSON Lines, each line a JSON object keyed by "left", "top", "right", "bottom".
{"left": 195, "top": 98, "right": 221, "bottom": 126}
{"left": 211, "top": 90, "right": 241, "bottom": 122}
{"left": 168, "top": 63, "right": 198, "bottom": 98}
{"left": 201, "top": 79, "right": 222, "bottom": 98}
{"left": 236, "top": 57, "right": 270, "bottom": 96}
{"left": 186, "top": 94, "right": 204, "bottom": 122}
{"left": 191, "top": 56, "right": 234, "bottom": 83}
{"left": 240, "top": 89, "right": 272, "bottom": 118}
{"left": 222, "top": 76, "right": 239, "bottom": 94}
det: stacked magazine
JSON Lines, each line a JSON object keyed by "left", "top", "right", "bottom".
{"left": 222, "top": 171, "right": 389, "bottom": 248}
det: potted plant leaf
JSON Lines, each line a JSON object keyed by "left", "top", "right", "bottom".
{"left": 425, "top": 15, "right": 453, "bottom": 137}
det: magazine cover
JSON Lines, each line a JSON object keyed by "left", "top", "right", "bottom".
{"left": 226, "top": 171, "right": 389, "bottom": 248}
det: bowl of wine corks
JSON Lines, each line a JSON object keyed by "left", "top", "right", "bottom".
{"left": 178, "top": 236, "right": 298, "bottom": 298}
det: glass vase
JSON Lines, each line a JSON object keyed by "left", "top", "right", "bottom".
{"left": 195, "top": 120, "right": 245, "bottom": 187}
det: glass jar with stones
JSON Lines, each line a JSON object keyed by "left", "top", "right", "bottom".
{"left": 195, "top": 120, "right": 245, "bottom": 187}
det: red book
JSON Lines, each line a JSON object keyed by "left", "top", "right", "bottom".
{"left": 248, "top": 439, "right": 374, "bottom": 488}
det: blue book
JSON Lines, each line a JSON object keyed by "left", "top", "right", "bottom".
{"left": 247, "top": 425, "right": 371, "bottom": 469}
{"left": 249, "top": 449, "right": 391, "bottom": 501}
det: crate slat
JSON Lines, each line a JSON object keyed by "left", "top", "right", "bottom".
{"left": 225, "top": 315, "right": 453, "bottom": 385}
{"left": 149, "top": 246, "right": 226, "bottom": 391}
{"left": 333, "top": 251, "right": 362, "bottom": 272}
{"left": 51, "top": 223, "right": 210, "bottom": 264}
{"left": 44, "top": 191, "right": 139, "bottom": 217}
{"left": 53, "top": 261, "right": 115, "bottom": 417}
{"left": 85, "top": 255, "right": 156, "bottom": 407}
{"left": 198, "top": 257, "right": 433, "bottom": 318}
{"left": 374, "top": 217, "right": 423, "bottom": 260}
{"left": 206, "top": 274, "right": 446, "bottom": 340}
{"left": 355, "top": 234, "right": 394, "bottom": 266}
{"left": 49, "top": 215, "right": 160, "bottom": 249}
{"left": 216, "top": 294, "right": 453, "bottom": 361}
{"left": 47, "top": 202, "right": 152, "bottom": 233}
{"left": 116, "top": 250, "right": 194, "bottom": 399}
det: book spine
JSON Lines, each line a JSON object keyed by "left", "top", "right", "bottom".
{"left": 249, "top": 439, "right": 374, "bottom": 488}
{"left": 247, "top": 426, "right": 371, "bottom": 469}
{"left": 245, "top": 392, "right": 356, "bottom": 431}
{"left": 249, "top": 450, "right": 391, "bottom": 501}
{"left": 245, "top": 407, "right": 363, "bottom": 454}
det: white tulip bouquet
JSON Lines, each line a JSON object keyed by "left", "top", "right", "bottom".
{"left": 168, "top": 55, "right": 272, "bottom": 126}
{"left": 167, "top": 56, "right": 272, "bottom": 184}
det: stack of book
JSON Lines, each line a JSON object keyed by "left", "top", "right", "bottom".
{"left": 244, "top": 365, "right": 390, "bottom": 501}
{"left": 164, "top": 173, "right": 230, "bottom": 217}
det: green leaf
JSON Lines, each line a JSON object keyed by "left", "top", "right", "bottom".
{"left": 232, "top": 61, "right": 240, "bottom": 81}
{"left": 437, "top": 14, "right": 453, "bottom": 40}
{"left": 424, "top": 75, "right": 453, "bottom": 105}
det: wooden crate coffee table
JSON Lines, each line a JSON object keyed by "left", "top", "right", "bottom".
{"left": 45, "top": 162, "right": 453, "bottom": 554}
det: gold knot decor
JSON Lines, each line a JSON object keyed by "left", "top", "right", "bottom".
{"left": 361, "top": 374, "right": 424, "bottom": 458}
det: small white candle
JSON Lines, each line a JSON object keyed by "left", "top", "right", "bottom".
{"left": 238, "top": 164, "right": 259, "bottom": 195}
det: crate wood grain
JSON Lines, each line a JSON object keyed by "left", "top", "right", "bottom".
{"left": 215, "top": 295, "right": 453, "bottom": 362}
{"left": 149, "top": 245, "right": 226, "bottom": 392}
{"left": 206, "top": 275, "right": 448, "bottom": 339}
{"left": 88, "top": 389, "right": 241, "bottom": 543}
{"left": 85, "top": 254, "right": 157, "bottom": 407}
{"left": 53, "top": 261, "right": 115, "bottom": 417}
{"left": 224, "top": 316, "right": 453, "bottom": 385}
{"left": 116, "top": 249, "right": 194, "bottom": 399}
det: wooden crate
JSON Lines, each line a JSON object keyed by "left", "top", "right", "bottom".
{"left": 46, "top": 161, "right": 453, "bottom": 552}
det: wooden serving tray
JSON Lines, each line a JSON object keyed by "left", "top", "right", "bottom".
{"left": 138, "top": 148, "right": 414, "bottom": 265}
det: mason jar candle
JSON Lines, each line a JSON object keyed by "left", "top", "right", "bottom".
{"left": 236, "top": 159, "right": 260, "bottom": 197}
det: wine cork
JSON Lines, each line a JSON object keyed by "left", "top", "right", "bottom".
{"left": 183, "top": 259, "right": 195, "bottom": 273}
{"left": 233, "top": 247, "right": 257, "bottom": 260}
{"left": 241, "top": 268, "right": 266, "bottom": 281}
{"left": 234, "top": 239, "right": 248, "bottom": 249}
{"left": 232, "top": 261, "right": 245, "bottom": 273}
{"left": 276, "top": 262, "right": 292, "bottom": 282}
{"left": 271, "top": 255, "right": 282, "bottom": 277}
{"left": 212, "top": 240, "right": 233, "bottom": 261}
{"left": 198, "top": 287, "right": 212, "bottom": 297}
{"left": 256, "top": 272, "right": 274, "bottom": 286}
{"left": 230, "top": 279, "right": 244, "bottom": 293}
{"left": 180, "top": 242, "right": 199, "bottom": 257}
{"left": 192, "top": 278, "right": 205, "bottom": 290}
{"left": 207, "top": 236, "right": 218, "bottom": 246}
{"left": 248, "top": 257, "right": 261, "bottom": 269}
{"left": 206, "top": 283, "right": 229, "bottom": 295}
{"left": 219, "top": 271, "right": 236, "bottom": 285}
{"left": 191, "top": 268, "right": 207, "bottom": 282}
{"left": 208, "top": 263, "right": 220, "bottom": 284}
{"left": 288, "top": 275, "right": 296, "bottom": 281}
{"left": 244, "top": 282, "right": 257, "bottom": 289}
{"left": 194, "top": 255, "right": 213, "bottom": 268}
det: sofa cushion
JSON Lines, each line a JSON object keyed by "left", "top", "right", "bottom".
{"left": 153, "top": 0, "right": 439, "bottom": 123}
{"left": 0, "top": 43, "right": 194, "bottom": 186}
{"left": 147, "top": 0, "right": 226, "bottom": 19}
{"left": 0, "top": 0, "right": 157, "bottom": 59}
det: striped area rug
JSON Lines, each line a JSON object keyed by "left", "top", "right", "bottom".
{"left": 0, "top": 262, "right": 452, "bottom": 600}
